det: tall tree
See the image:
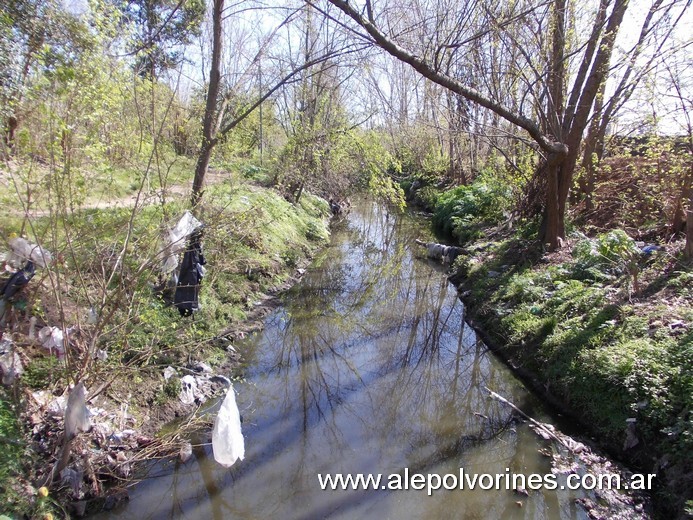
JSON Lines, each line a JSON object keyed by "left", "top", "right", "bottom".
{"left": 0, "top": 0, "right": 91, "bottom": 154}
{"left": 190, "top": 0, "right": 355, "bottom": 207}
{"left": 121, "top": 0, "right": 205, "bottom": 79}
{"left": 318, "top": 0, "right": 633, "bottom": 248}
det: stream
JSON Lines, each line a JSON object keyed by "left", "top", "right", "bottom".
{"left": 98, "top": 199, "right": 623, "bottom": 519}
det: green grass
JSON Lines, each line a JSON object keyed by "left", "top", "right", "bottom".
{"left": 1, "top": 172, "right": 331, "bottom": 513}
{"left": 0, "top": 390, "right": 28, "bottom": 517}
{"left": 448, "top": 230, "right": 692, "bottom": 516}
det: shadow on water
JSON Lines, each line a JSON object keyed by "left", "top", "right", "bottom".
{"left": 95, "top": 200, "right": 593, "bottom": 520}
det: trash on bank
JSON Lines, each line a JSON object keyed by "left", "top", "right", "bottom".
{"left": 160, "top": 211, "right": 203, "bottom": 277}
{"left": 179, "top": 375, "right": 198, "bottom": 405}
{"left": 212, "top": 384, "right": 244, "bottom": 467}
{"left": 0, "top": 260, "right": 36, "bottom": 325}
{"left": 0, "top": 335, "right": 23, "bottom": 385}
{"left": 174, "top": 230, "right": 206, "bottom": 317}
{"left": 7, "top": 237, "right": 53, "bottom": 268}
{"left": 179, "top": 442, "right": 193, "bottom": 463}
{"left": 38, "top": 326, "right": 66, "bottom": 357}
{"left": 163, "top": 366, "right": 176, "bottom": 381}
{"left": 65, "top": 383, "right": 91, "bottom": 440}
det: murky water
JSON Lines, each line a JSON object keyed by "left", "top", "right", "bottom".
{"left": 99, "top": 200, "right": 598, "bottom": 519}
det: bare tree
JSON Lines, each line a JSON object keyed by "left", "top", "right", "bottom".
{"left": 190, "top": 0, "right": 356, "bottom": 207}
{"left": 317, "top": 0, "right": 653, "bottom": 249}
{"left": 579, "top": 0, "right": 691, "bottom": 210}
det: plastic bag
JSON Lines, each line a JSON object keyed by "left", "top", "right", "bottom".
{"left": 7, "top": 237, "right": 53, "bottom": 268}
{"left": 38, "top": 326, "right": 65, "bottom": 356}
{"left": 0, "top": 336, "right": 23, "bottom": 385}
{"left": 212, "top": 385, "right": 244, "bottom": 467}
{"left": 179, "top": 375, "right": 198, "bottom": 405}
{"left": 160, "top": 211, "right": 203, "bottom": 275}
{"left": 64, "top": 382, "right": 90, "bottom": 440}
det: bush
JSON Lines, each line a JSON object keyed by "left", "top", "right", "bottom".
{"left": 432, "top": 177, "right": 511, "bottom": 241}
{"left": 572, "top": 230, "right": 642, "bottom": 290}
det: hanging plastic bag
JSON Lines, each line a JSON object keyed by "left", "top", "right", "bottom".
{"left": 38, "top": 326, "right": 65, "bottom": 356}
{"left": 212, "top": 384, "right": 244, "bottom": 467}
{"left": 160, "top": 211, "right": 203, "bottom": 275}
{"left": 64, "top": 382, "right": 90, "bottom": 440}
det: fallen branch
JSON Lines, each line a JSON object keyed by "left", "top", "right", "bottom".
{"left": 484, "top": 386, "right": 575, "bottom": 452}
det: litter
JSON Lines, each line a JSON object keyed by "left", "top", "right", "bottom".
{"left": 179, "top": 375, "right": 198, "bottom": 405}
{"left": 7, "top": 237, "right": 53, "bottom": 268}
{"left": 0, "top": 335, "right": 23, "bottom": 385}
{"left": 0, "top": 261, "right": 36, "bottom": 324}
{"left": 212, "top": 384, "right": 244, "bottom": 467}
{"left": 38, "top": 326, "right": 65, "bottom": 356}
{"left": 163, "top": 366, "right": 176, "bottom": 381}
{"left": 64, "top": 383, "right": 91, "bottom": 440}
{"left": 87, "top": 307, "right": 98, "bottom": 325}
{"left": 160, "top": 211, "right": 203, "bottom": 276}
{"left": 174, "top": 231, "right": 206, "bottom": 317}
{"left": 179, "top": 442, "right": 193, "bottom": 463}
{"left": 0, "top": 261, "right": 35, "bottom": 302}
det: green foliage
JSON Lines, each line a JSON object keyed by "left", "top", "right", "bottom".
{"left": 0, "top": 390, "right": 26, "bottom": 516}
{"left": 367, "top": 171, "right": 406, "bottom": 210}
{"left": 455, "top": 229, "right": 692, "bottom": 502}
{"left": 415, "top": 184, "right": 441, "bottom": 211}
{"left": 119, "top": 0, "right": 205, "bottom": 78}
{"left": 572, "top": 230, "right": 642, "bottom": 291}
{"left": 432, "top": 175, "right": 511, "bottom": 242}
{"left": 23, "top": 356, "right": 64, "bottom": 389}
{"left": 573, "top": 230, "right": 640, "bottom": 274}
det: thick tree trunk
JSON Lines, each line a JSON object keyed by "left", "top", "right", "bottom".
{"left": 2, "top": 116, "right": 18, "bottom": 156}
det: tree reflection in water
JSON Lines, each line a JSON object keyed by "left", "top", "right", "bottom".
{"left": 96, "top": 200, "right": 588, "bottom": 520}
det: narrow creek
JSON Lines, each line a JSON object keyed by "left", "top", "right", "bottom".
{"left": 99, "top": 200, "right": 622, "bottom": 519}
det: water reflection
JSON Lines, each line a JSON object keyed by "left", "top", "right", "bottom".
{"left": 97, "top": 200, "right": 589, "bottom": 520}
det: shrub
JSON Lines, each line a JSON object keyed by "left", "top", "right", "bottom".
{"left": 432, "top": 177, "right": 511, "bottom": 241}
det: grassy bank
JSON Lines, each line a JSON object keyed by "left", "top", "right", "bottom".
{"left": 0, "top": 168, "right": 331, "bottom": 517}
{"left": 410, "top": 180, "right": 692, "bottom": 518}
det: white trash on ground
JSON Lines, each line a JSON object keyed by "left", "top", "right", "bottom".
{"left": 179, "top": 375, "right": 198, "bottom": 405}
{"left": 163, "top": 366, "right": 176, "bottom": 381}
{"left": 0, "top": 335, "right": 23, "bottom": 385}
{"left": 212, "top": 384, "right": 244, "bottom": 467}
{"left": 38, "top": 326, "right": 65, "bottom": 356}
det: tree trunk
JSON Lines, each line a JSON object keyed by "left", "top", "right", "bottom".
{"left": 191, "top": 0, "right": 224, "bottom": 209}
{"left": 685, "top": 185, "right": 693, "bottom": 260}
{"left": 2, "top": 115, "right": 18, "bottom": 156}
{"left": 552, "top": 0, "right": 629, "bottom": 247}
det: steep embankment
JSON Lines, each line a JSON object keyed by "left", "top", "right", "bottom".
{"left": 0, "top": 177, "right": 332, "bottom": 517}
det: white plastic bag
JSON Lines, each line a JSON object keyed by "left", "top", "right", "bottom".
{"left": 7, "top": 237, "right": 53, "bottom": 268}
{"left": 64, "top": 382, "right": 90, "bottom": 440}
{"left": 160, "top": 211, "right": 203, "bottom": 275}
{"left": 38, "top": 326, "right": 65, "bottom": 356}
{"left": 179, "top": 375, "right": 198, "bottom": 405}
{"left": 212, "top": 385, "right": 244, "bottom": 467}
{"left": 0, "top": 336, "right": 23, "bottom": 385}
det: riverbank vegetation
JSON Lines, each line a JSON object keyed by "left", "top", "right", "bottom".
{"left": 1, "top": 0, "right": 691, "bottom": 517}
{"left": 405, "top": 163, "right": 691, "bottom": 516}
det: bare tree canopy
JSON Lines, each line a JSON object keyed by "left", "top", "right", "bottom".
{"left": 315, "top": 0, "right": 689, "bottom": 248}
